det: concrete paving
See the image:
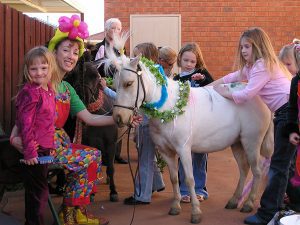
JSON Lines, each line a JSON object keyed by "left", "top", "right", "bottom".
{"left": 0, "top": 143, "right": 265, "bottom": 225}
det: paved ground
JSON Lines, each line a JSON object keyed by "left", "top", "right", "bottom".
{"left": 0, "top": 142, "right": 266, "bottom": 225}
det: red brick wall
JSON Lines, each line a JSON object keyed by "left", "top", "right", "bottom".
{"left": 105, "top": 0, "right": 300, "bottom": 79}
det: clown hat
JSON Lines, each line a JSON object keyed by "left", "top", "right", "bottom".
{"left": 48, "top": 15, "right": 89, "bottom": 56}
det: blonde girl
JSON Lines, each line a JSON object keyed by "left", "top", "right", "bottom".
{"left": 279, "top": 41, "right": 299, "bottom": 76}
{"left": 212, "top": 27, "right": 294, "bottom": 225}
{"left": 15, "top": 46, "right": 58, "bottom": 225}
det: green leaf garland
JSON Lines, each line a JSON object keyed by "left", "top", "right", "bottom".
{"left": 104, "top": 77, "right": 113, "bottom": 87}
{"left": 140, "top": 57, "right": 167, "bottom": 86}
{"left": 141, "top": 81, "right": 190, "bottom": 123}
{"left": 156, "top": 151, "right": 168, "bottom": 173}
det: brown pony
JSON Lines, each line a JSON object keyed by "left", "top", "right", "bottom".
{"left": 65, "top": 53, "right": 119, "bottom": 202}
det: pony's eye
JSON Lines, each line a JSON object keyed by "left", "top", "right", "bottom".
{"left": 124, "top": 81, "right": 133, "bottom": 87}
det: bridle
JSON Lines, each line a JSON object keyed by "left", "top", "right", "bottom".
{"left": 113, "top": 64, "right": 146, "bottom": 115}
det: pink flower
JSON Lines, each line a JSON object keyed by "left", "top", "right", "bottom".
{"left": 58, "top": 15, "right": 89, "bottom": 40}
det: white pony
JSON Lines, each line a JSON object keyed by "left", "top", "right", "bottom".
{"left": 104, "top": 42, "right": 273, "bottom": 224}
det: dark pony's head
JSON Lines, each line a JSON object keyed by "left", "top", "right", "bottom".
{"left": 65, "top": 51, "right": 101, "bottom": 107}
{"left": 65, "top": 51, "right": 114, "bottom": 115}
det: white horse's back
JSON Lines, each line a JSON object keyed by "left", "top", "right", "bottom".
{"left": 150, "top": 84, "right": 272, "bottom": 154}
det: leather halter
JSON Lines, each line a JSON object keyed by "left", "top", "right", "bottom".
{"left": 113, "top": 64, "right": 146, "bottom": 114}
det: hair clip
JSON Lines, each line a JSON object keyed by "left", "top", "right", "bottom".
{"left": 58, "top": 15, "right": 89, "bottom": 40}
{"left": 119, "top": 48, "right": 125, "bottom": 55}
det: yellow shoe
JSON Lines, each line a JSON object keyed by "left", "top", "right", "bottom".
{"left": 58, "top": 205, "right": 77, "bottom": 225}
{"left": 75, "top": 207, "right": 100, "bottom": 225}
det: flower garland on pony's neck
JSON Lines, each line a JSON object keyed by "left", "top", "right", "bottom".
{"left": 140, "top": 57, "right": 190, "bottom": 123}
{"left": 141, "top": 57, "right": 168, "bottom": 109}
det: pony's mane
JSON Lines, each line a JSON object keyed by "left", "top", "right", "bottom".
{"left": 139, "top": 62, "right": 157, "bottom": 84}
{"left": 114, "top": 31, "right": 130, "bottom": 55}
{"left": 102, "top": 31, "right": 131, "bottom": 76}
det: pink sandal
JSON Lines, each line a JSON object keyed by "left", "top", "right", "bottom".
{"left": 180, "top": 195, "right": 191, "bottom": 203}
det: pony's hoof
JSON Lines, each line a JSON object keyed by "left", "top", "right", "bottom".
{"left": 240, "top": 205, "right": 253, "bottom": 213}
{"left": 110, "top": 193, "right": 119, "bottom": 202}
{"left": 168, "top": 208, "right": 180, "bottom": 215}
{"left": 191, "top": 214, "right": 202, "bottom": 224}
{"left": 225, "top": 202, "right": 238, "bottom": 209}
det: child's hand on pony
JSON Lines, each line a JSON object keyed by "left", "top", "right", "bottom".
{"left": 213, "top": 84, "right": 232, "bottom": 99}
{"left": 191, "top": 73, "right": 205, "bottom": 81}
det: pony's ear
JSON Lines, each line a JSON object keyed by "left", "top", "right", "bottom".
{"left": 130, "top": 54, "right": 141, "bottom": 68}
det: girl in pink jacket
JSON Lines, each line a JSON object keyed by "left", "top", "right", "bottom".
{"left": 212, "top": 27, "right": 294, "bottom": 225}
{"left": 15, "top": 46, "right": 58, "bottom": 225}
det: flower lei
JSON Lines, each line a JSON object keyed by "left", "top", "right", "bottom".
{"left": 140, "top": 57, "right": 167, "bottom": 86}
{"left": 141, "top": 57, "right": 168, "bottom": 109}
{"left": 140, "top": 57, "right": 190, "bottom": 123}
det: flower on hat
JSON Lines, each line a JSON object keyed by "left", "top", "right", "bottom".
{"left": 58, "top": 15, "right": 89, "bottom": 40}
{"left": 48, "top": 14, "right": 89, "bottom": 56}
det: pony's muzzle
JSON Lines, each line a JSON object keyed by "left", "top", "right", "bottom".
{"left": 114, "top": 114, "right": 123, "bottom": 127}
{"left": 112, "top": 113, "right": 125, "bottom": 128}
{"left": 113, "top": 112, "right": 133, "bottom": 128}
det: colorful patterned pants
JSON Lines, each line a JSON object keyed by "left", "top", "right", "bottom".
{"left": 54, "top": 128, "right": 102, "bottom": 206}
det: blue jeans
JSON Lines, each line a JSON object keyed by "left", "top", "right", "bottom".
{"left": 178, "top": 153, "right": 208, "bottom": 198}
{"left": 257, "top": 103, "right": 296, "bottom": 222}
{"left": 134, "top": 124, "right": 165, "bottom": 202}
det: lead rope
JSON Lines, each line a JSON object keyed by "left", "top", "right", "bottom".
{"left": 122, "top": 121, "right": 144, "bottom": 225}
{"left": 126, "top": 125, "right": 137, "bottom": 225}
{"left": 113, "top": 65, "right": 146, "bottom": 225}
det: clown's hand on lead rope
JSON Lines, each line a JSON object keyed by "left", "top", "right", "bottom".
{"left": 130, "top": 114, "right": 143, "bottom": 128}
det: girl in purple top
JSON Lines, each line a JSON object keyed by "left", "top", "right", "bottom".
{"left": 15, "top": 46, "right": 58, "bottom": 225}
{"left": 212, "top": 27, "right": 295, "bottom": 225}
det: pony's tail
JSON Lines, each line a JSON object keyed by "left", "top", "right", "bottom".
{"left": 260, "top": 114, "right": 274, "bottom": 158}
